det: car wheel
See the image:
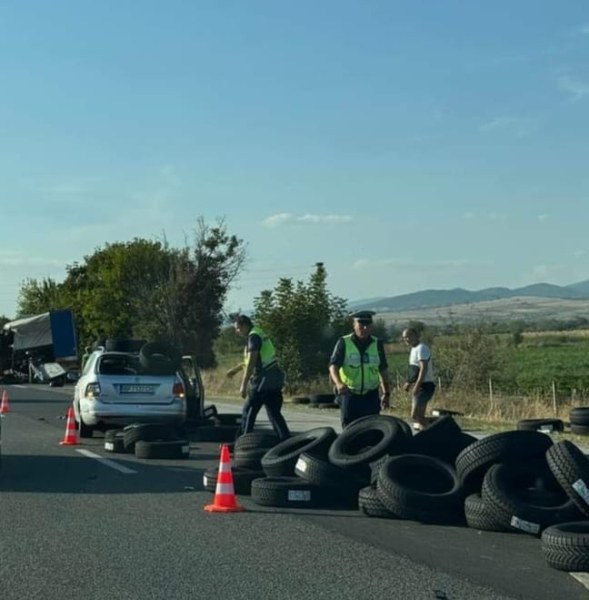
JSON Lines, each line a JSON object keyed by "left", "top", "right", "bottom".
{"left": 78, "top": 416, "right": 94, "bottom": 438}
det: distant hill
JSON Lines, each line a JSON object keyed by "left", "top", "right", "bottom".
{"left": 351, "top": 280, "right": 589, "bottom": 314}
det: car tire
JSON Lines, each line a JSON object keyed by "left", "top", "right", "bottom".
{"left": 541, "top": 522, "right": 589, "bottom": 571}
{"left": 134, "top": 439, "right": 190, "bottom": 459}
{"left": 139, "top": 342, "right": 181, "bottom": 375}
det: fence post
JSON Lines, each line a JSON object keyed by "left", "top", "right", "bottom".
{"left": 552, "top": 381, "right": 557, "bottom": 414}
{"left": 489, "top": 377, "right": 493, "bottom": 403}
{"left": 437, "top": 376, "right": 442, "bottom": 395}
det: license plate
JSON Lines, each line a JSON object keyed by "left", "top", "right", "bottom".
{"left": 120, "top": 384, "right": 155, "bottom": 394}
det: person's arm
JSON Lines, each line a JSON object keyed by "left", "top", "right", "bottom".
{"left": 226, "top": 363, "right": 243, "bottom": 378}
{"left": 328, "top": 338, "right": 349, "bottom": 395}
{"left": 377, "top": 340, "right": 391, "bottom": 408}
{"left": 239, "top": 349, "right": 258, "bottom": 398}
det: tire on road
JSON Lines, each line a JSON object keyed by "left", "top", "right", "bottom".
{"left": 251, "top": 477, "right": 320, "bottom": 508}
{"left": 546, "top": 440, "right": 589, "bottom": 517}
{"left": 123, "top": 423, "right": 178, "bottom": 450}
{"left": 516, "top": 418, "right": 564, "bottom": 433}
{"left": 376, "top": 454, "right": 465, "bottom": 524}
{"left": 358, "top": 486, "right": 398, "bottom": 519}
{"left": 261, "top": 427, "right": 337, "bottom": 477}
{"left": 481, "top": 460, "right": 581, "bottom": 536}
{"left": 134, "top": 439, "right": 190, "bottom": 459}
{"left": 329, "top": 416, "right": 409, "bottom": 469}
{"left": 541, "top": 521, "right": 589, "bottom": 572}
{"left": 464, "top": 493, "right": 510, "bottom": 532}
{"left": 455, "top": 430, "right": 554, "bottom": 492}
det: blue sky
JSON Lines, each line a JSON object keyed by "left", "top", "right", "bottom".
{"left": 1, "top": 1, "right": 588, "bottom": 318}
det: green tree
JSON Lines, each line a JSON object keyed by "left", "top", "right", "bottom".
{"left": 16, "top": 277, "right": 64, "bottom": 317}
{"left": 435, "top": 322, "right": 504, "bottom": 391}
{"left": 252, "top": 263, "right": 348, "bottom": 391}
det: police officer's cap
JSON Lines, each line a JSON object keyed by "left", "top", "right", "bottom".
{"left": 350, "top": 310, "right": 376, "bottom": 323}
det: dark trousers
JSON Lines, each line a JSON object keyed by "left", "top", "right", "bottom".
{"left": 241, "top": 388, "right": 290, "bottom": 440}
{"left": 338, "top": 389, "right": 380, "bottom": 427}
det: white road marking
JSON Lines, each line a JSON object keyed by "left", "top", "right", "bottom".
{"left": 570, "top": 572, "right": 589, "bottom": 590}
{"left": 76, "top": 449, "right": 137, "bottom": 474}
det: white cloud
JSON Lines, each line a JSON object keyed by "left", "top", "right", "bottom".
{"left": 537, "top": 214, "right": 549, "bottom": 221}
{"left": 463, "top": 212, "right": 475, "bottom": 220}
{"left": 574, "top": 250, "right": 586, "bottom": 259}
{"left": 262, "top": 213, "right": 352, "bottom": 228}
{"left": 581, "top": 24, "right": 589, "bottom": 35}
{"left": 479, "top": 116, "right": 536, "bottom": 137}
{"left": 558, "top": 76, "right": 589, "bottom": 102}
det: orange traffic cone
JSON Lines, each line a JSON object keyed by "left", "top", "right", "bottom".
{"left": 204, "top": 444, "right": 245, "bottom": 513}
{"left": 59, "top": 407, "right": 80, "bottom": 446}
{"left": 0, "top": 389, "right": 10, "bottom": 414}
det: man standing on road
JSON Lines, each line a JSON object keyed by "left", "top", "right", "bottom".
{"left": 402, "top": 327, "right": 436, "bottom": 431}
{"left": 227, "top": 315, "right": 290, "bottom": 440}
{"left": 328, "top": 311, "right": 391, "bottom": 427}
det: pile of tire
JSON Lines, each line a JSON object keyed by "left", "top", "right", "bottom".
{"left": 569, "top": 407, "right": 589, "bottom": 436}
{"left": 248, "top": 416, "right": 412, "bottom": 509}
{"left": 203, "top": 431, "right": 281, "bottom": 495}
{"left": 104, "top": 422, "right": 190, "bottom": 459}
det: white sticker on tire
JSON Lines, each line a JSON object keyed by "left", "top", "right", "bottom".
{"left": 295, "top": 458, "right": 307, "bottom": 473}
{"left": 510, "top": 515, "right": 540, "bottom": 534}
{"left": 539, "top": 426, "right": 553, "bottom": 433}
{"left": 182, "top": 445, "right": 190, "bottom": 454}
{"left": 203, "top": 476, "right": 208, "bottom": 486}
{"left": 288, "top": 489, "right": 311, "bottom": 502}
{"left": 572, "top": 479, "right": 589, "bottom": 505}
{"left": 104, "top": 442, "right": 114, "bottom": 451}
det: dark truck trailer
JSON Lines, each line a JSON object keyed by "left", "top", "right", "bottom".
{"left": 2, "top": 309, "right": 78, "bottom": 383}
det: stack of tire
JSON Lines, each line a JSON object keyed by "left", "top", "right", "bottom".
{"left": 104, "top": 423, "right": 190, "bottom": 459}
{"left": 362, "top": 415, "right": 474, "bottom": 523}
{"left": 203, "top": 431, "right": 279, "bottom": 495}
{"left": 249, "top": 416, "right": 411, "bottom": 509}
{"left": 569, "top": 407, "right": 589, "bottom": 436}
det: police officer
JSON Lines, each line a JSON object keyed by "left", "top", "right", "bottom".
{"left": 227, "top": 315, "right": 290, "bottom": 440}
{"left": 328, "top": 310, "right": 391, "bottom": 427}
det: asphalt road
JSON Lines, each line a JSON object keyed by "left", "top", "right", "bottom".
{"left": 0, "top": 384, "right": 587, "bottom": 600}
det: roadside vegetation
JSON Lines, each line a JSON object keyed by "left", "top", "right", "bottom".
{"left": 3, "top": 216, "right": 589, "bottom": 430}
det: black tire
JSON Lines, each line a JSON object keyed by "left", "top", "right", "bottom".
{"left": 104, "top": 431, "right": 131, "bottom": 454}
{"left": 202, "top": 466, "right": 264, "bottom": 495}
{"left": 464, "top": 493, "right": 510, "bottom": 532}
{"left": 261, "top": 427, "right": 337, "bottom": 477}
{"left": 139, "top": 342, "right": 181, "bottom": 375}
{"left": 309, "top": 393, "right": 335, "bottom": 405}
{"left": 294, "top": 452, "right": 364, "bottom": 492}
{"left": 329, "top": 416, "right": 409, "bottom": 469}
{"left": 234, "top": 431, "right": 280, "bottom": 452}
{"left": 290, "top": 396, "right": 310, "bottom": 405}
{"left": 78, "top": 417, "right": 94, "bottom": 439}
{"left": 193, "top": 425, "right": 239, "bottom": 443}
{"left": 251, "top": 477, "right": 320, "bottom": 508}
{"left": 134, "top": 439, "right": 190, "bottom": 459}
{"left": 455, "top": 430, "right": 554, "bottom": 492}
{"left": 409, "top": 417, "right": 472, "bottom": 464}
{"left": 541, "top": 521, "right": 589, "bottom": 571}
{"left": 358, "top": 486, "right": 398, "bottom": 518}
{"left": 481, "top": 460, "right": 581, "bottom": 536}
{"left": 376, "top": 454, "right": 465, "bottom": 523}
{"left": 104, "top": 338, "right": 147, "bottom": 352}
{"left": 546, "top": 440, "right": 589, "bottom": 517}
{"left": 212, "top": 413, "right": 242, "bottom": 427}
{"left": 232, "top": 447, "right": 268, "bottom": 470}
{"left": 570, "top": 423, "right": 589, "bottom": 436}
{"left": 123, "top": 423, "right": 178, "bottom": 449}
{"left": 516, "top": 418, "right": 564, "bottom": 433}
{"left": 569, "top": 407, "right": 589, "bottom": 426}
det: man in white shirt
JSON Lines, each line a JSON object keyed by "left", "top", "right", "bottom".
{"left": 402, "top": 328, "right": 436, "bottom": 431}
